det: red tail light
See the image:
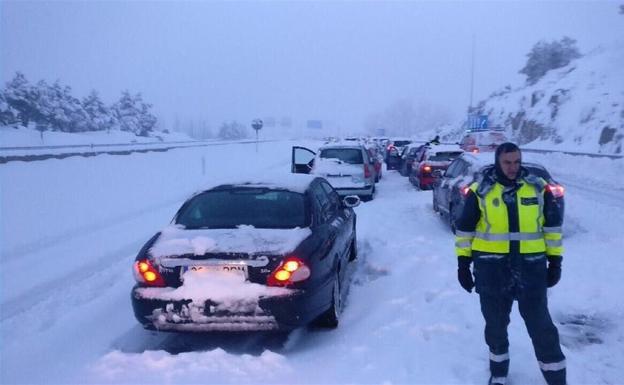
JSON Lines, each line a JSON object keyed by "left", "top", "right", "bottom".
{"left": 267, "top": 257, "right": 311, "bottom": 287}
{"left": 471, "top": 148, "right": 479, "bottom": 153}
{"left": 133, "top": 259, "right": 166, "bottom": 287}
{"left": 460, "top": 185, "right": 471, "bottom": 197}
{"left": 546, "top": 183, "right": 565, "bottom": 198}
{"left": 421, "top": 164, "right": 432, "bottom": 174}
{"left": 364, "top": 164, "right": 371, "bottom": 178}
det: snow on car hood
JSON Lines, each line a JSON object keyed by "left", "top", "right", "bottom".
{"left": 149, "top": 225, "right": 312, "bottom": 257}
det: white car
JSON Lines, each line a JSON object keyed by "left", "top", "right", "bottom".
{"left": 292, "top": 143, "right": 376, "bottom": 201}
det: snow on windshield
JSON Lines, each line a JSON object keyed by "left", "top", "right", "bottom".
{"left": 150, "top": 225, "right": 312, "bottom": 257}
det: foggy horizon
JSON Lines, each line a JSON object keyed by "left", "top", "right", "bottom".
{"left": 2, "top": 1, "right": 623, "bottom": 134}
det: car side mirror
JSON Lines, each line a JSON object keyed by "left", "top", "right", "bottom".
{"left": 342, "top": 195, "right": 361, "bottom": 208}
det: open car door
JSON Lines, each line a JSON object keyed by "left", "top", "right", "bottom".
{"left": 291, "top": 146, "right": 316, "bottom": 174}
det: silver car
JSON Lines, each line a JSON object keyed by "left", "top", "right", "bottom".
{"left": 292, "top": 143, "right": 376, "bottom": 201}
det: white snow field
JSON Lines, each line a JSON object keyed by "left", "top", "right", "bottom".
{"left": 1, "top": 139, "right": 623, "bottom": 385}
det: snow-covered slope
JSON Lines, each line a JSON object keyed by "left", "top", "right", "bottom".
{"left": 438, "top": 42, "right": 624, "bottom": 155}
{"left": 480, "top": 42, "right": 624, "bottom": 154}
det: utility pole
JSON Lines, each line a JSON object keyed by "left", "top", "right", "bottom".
{"left": 469, "top": 34, "right": 476, "bottom": 114}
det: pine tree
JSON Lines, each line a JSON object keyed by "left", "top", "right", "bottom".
{"left": 519, "top": 37, "right": 582, "bottom": 85}
{"left": 4, "top": 72, "right": 42, "bottom": 127}
{"left": 0, "top": 92, "right": 17, "bottom": 126}
{"left": 83, "top": 90, "right": 114, "bottom": 132}
{"left": 218, "top": 120, "right": 248, "bottom": 140}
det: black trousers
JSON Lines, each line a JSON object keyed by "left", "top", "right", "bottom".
{"left": 479, "top": 293, "right": 566, "bottom": 385}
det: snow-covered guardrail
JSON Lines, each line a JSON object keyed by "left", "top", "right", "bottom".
{"left": 519, "top": 147, "right": 622, "bottom": 160}
{"left": 435, "top": 141, "right": 622, "bottom": 160}
{"left": 0, "top": 139, "right": 277, "bottom": 164}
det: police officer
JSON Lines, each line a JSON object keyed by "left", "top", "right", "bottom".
{"left": 455, "top": 142, "right": 566, "bottom": 385}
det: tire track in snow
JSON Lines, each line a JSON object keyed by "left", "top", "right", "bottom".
{"left": 0, "top": 241, "right": 139, "bottom": 323}
{"left": 2, "top": 195, "right": 187, "bottom": 262}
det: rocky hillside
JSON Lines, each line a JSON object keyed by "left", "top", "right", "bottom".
{"left": 449, "top": 42, "right": 624, "bottom": 154}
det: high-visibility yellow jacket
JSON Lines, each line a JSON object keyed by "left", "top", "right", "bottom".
{"left": 455, "top": 169, "right": 564, "bottom": 258}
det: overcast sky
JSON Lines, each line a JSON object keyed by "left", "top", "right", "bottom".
{"left": 2, "top": 1, "right": 623, "bottom": 132}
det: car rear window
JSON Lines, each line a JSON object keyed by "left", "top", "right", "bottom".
{"left": 525, "top": 166, "right": 553, "bottom": 182}
{"left": 176, "top": 188, "right": 308, "bottom": 229}
{"left": 319, "top": 148, "right": 364, "bottom": 164}
{"left": 428, "top": 151, "right": 463, "bottom": 162}
{"left": 393, "top": 140, "right": 412, "bottom": 147}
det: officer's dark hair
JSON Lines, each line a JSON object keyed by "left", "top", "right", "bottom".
{"left": 495, "top": 142, "right": 521, "bottom": 162}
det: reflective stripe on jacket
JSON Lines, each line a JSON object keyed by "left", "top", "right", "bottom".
{"left": 454, "top": 176, "right": 564, "bottom": 256}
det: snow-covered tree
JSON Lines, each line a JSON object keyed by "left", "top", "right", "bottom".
{"left": 113, "top": 91, "right": 156, "bottom": 136}
{"left": 0, "top": 92, "right": 18, "bottom": 126}
{"left": 364, "top": 99, "right": 452, "bottom": 137}
{"left": 83, "top": 90, "right": 115, "bottom": 132}
{"left": 3, "top": 72, "right": 42, "bottom": 127}
{"left": 44, "top": 81, "right": 91, "bottom": 132}
{"left": 218, "top": 120, "right": 248, "bottom": 140}
{"left": 519, "top": 37, "right": 582, "bottom": 85}
{"left": 137, "top": 97, "right": 157, "bottom": 136}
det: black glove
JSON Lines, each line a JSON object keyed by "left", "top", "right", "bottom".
{"left": 457, "top": 257, "right": 475, "bottom": 293}
{"left": 547, "top": 255, "right": 562, "bottom": 288}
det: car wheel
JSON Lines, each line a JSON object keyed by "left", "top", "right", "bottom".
{"left": 315, "top": 272, "right": 341, "bottom": 328}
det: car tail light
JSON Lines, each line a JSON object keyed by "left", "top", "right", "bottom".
{"left": 471, "top": 147, "right": 479, "bottom": 153}
{"left": 134, "top": 259, "right": 166, "bottom": 287}
{"left": 421, "top": 164, "right": 432, "bottom": 174}
{"left": 460, "top": 185, "right": 471, "bottom": 197}
{"left": 546, "top": 183, "right": 565, "bottom": 198}
{"left": 267, "top": 257, "right": 311, "bottom": 287}
{"left": 364, "top": 164, "right": 371, "bottom": 178}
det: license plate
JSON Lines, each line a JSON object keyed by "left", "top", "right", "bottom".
{"left": 182, "top": 264, "right": 248, "bottom": 279}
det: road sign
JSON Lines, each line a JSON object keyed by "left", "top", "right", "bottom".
{"left": 466, "top": 114, "right": 489, "bottom": 131}
{"left": 251, "top": 119, "right": 263, "bottom": 131}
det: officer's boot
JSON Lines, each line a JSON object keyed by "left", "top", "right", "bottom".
{"left": 541, "top": 367, "right": 566, "bottom": 385}
{"left": 488, "top": 349, "right": 509, "bottom": 385}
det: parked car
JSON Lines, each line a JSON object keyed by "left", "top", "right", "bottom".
{"left": 292, "top": 143, "right": 376, "bottom": 201}
{"left": 432, "top": 152, "right": 565, "bottom": 233}
{"left": 385, "top": 138, "right": 413, "bottom": 170}
{"left": 409, "top": 144, "right": 463, "bottom": 189}
{"left": 459, "top": 129, "right": 508, "bottom": 153}
{"left": 399, "top": 143, "right": 427, "bottom": 177}
{"left": 131, "top": 175, "right": 360, "bottom": 332}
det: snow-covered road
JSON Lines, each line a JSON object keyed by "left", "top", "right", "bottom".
{"left": 1, "top": 141, "right": 623, "bottom": 384}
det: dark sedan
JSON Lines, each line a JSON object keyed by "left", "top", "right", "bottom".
{"left": 131, "top": 175, "right": 360, "bottom": 332}
{"left": 432, "top": 152, "right": 564, "bottom": 233}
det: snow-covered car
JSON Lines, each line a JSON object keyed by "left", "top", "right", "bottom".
{"left": 131, "top": 175, "right": 360, "bottom": 332}
{"left": 459, "top": 129, "right": 508, "bottom": 153}
{"left": 409, "top": 144, "right": 463, "bottom": 189}
{"left": 432, "top": 152, "right": 565, "bottom": 233}
{"left": 291, "top": 144, "right": 376, "bottom": 201}
{"left": 385, "top": 138, "right": 413, "bottom": 170}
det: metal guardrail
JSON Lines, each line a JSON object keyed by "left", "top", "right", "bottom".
{"left": 520, "top": 147, "right": 623, "bottom": 160}
{"left": 0, "top": 139, "right": 275, "bottom": 164}
{"left": 435, "top": 142, "right": 623, "bottom": 160}
{"left": 0, "top": 139, "right": 199, "bottom": 151}
{"left": 1, "top": 139, "right": 621, "bottom": 164}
